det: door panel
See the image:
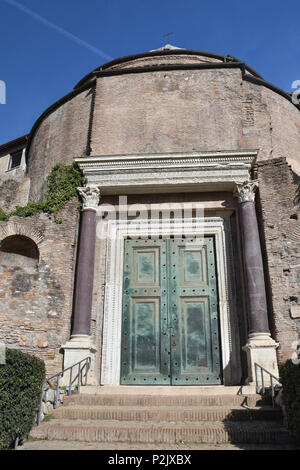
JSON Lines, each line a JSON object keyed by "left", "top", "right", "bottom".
{"left": 170, "top": 237, "right": 222, "bottom": 384}
{"left": 121, "top": 239, "right": 170, "bottom": 384}
{"left": 121, "top": 237, "right": 222, "bottom": 385}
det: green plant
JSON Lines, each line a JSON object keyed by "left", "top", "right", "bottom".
{"left": 43, "top": 414, "right": 55, "bottom": 422}
{"left": 0, "top": 207, "right": 7, "bottom": 221}
{"left": 279, "top": 359, "right": 300, "bottom": 445}
{"left": 0, "top": 162, "right": 87, "bottom": 224}
{"left": 0, "top": 349, "right": 45, "bottom": 449}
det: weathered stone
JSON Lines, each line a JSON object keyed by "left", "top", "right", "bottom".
{"left": 257, "top": 158, "right": 300, "bottom": 361}
{"left": 0, "top": 199, "right": 79, "bottom": 375}
{"left": 290, "top": 305, "right": 300, "bottom": 319}
{"left": 44, "top": 389, "right": 55, "bottom": 402}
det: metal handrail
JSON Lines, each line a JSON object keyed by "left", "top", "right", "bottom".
{"left": 254, "top": 363, "right": 282, "bottom": 408}
{"left": 37, "top": 356, "right": 91, "bottom": 426}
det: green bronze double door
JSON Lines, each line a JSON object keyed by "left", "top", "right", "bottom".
{"left": 121, "top": 237, "right": 222, "bottom": 385}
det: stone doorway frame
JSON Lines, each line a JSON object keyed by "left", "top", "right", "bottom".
{"left": 100, "top": 214, "right": 242, "bottom": 386}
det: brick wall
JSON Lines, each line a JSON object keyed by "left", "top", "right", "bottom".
{"left": 0, "top": 171, "right": 30, "bottom": 212}
{"left": 257, "top": 158, "right": 300, "bottom": 362}
{"left": 0, "top": 199, "right": 79, "bottom": 375}
{"left": 27, "top": 88, "right": 93, "bottom": 202}
{"left": 91, "top": 68, "right": 300, "bottom": 174}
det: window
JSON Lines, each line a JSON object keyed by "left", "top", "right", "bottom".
{"left": 8, "top": 150, "right": 22, "bottom": 170}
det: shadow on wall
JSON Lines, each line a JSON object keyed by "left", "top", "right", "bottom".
{"left": 0, "top": 234, "right": 65, "bottom": 353}
{"left": 0, "top": 235, "right": 39, "bottom": 296}
{"left": 0, "top": 234, "right": 39, "bottom": 262}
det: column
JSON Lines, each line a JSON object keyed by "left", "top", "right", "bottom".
{"left": 234, "top": 180, "right": 279, "bottom": 384}
{"left": 62, "top": 185, "right": 101, "bottom": 385}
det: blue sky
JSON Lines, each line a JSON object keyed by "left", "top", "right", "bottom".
{"left": 0, "top": 0, "right": 299, "bottom": 144}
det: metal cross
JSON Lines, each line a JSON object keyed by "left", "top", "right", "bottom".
{"left": 163, "top": 32, "right": 174, "bottom": 43}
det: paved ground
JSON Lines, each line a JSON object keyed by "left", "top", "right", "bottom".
{"left": 18, "top": 439, "right": 297, "bottom": 451}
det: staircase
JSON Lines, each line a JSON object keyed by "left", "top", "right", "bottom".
{"left": 27, "top": 386, "right": 295, "bottom": 450}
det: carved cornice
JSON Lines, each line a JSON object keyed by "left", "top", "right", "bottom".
{"left": 75, "top": 151, "right": 258, "bottom": 195}
{"left": 78, "top": 185, "right": 101, "bottom": 211}
{"left": 76, "top": 151, "right": 257, "bottom": 170}
{"left": 233, "top": 180, "right": 258, "bottom": 203}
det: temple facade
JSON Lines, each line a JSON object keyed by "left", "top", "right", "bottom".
{"left": 0, "top": 46, "right": 299, "bottom": 387}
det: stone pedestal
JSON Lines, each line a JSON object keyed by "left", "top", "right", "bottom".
{"left": 61, "top": 334, "right": 98, "bottom": 386}
{"left": 243, "top": 333, "right": 279, "bottom": 387}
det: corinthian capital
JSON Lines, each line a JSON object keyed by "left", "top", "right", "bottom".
{"left": 234, "top": 180, "right": 258, "bottom": 203}
{"left": 78, "top": 185, "right": 101, "bottom": 211}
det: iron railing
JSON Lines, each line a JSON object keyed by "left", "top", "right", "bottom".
{"left": 254, "top": 362, "right": 282, "bottom": 408}
{"left": 37, "top": 356, "right": 91, "bottom": 426}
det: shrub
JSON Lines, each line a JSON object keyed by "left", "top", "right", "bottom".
{"left": 279, "top": 359, "right": 300, "bottom": 445}
{"left": 0, "top": 349, "right": 45, "bottom": 449}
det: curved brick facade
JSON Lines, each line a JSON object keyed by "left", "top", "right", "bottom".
{"left": 90, "top": 68, "right": 300, "bottom": 175}
{"left": 27, "top": 88, "right": 93, "bottom": 201}
{"left": 26, "top": 50, "right": 300, "bottom": 198}
{"left": 0, "top": 48, "right": 299, "bottom": 381}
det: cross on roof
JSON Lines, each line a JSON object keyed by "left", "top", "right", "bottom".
{"left": 163, "top": 32, "right": 174, "bottom": 42}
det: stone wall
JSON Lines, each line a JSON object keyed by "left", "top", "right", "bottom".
{"left": 257, "top": 158, "right": 300, "bottom": 362}
{"left": 25, "top": 54, "right": 300, "bottom": 202}
{"left": 0, "top": 199, "right": 79, "bottom": 375}
{"left": 0, "top": 174, "right": 30, "bottom": 212}
{"left": 27, "top": 87, "right": 93, "bottom": 202}
{"left": 90, "top": 68, "right": 300, "bottom": 174}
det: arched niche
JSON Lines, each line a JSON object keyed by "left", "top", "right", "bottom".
{"left": 0, "top": 235, "right": 39, "bottom": 269}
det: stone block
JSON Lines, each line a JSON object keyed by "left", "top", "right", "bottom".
{"left": 290, "top": 305, "right": 300, "bottom": 319}
{"left": 44, "top": 388, "right": 55, "bottom": 402}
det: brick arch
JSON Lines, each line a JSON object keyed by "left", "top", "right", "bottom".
{"left": 0, "top": 234, "right": 39, "bottom": 262}
{"left": 0, "top": 222, "right": 45, "bottom": 246}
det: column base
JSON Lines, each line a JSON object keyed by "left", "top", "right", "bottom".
{"left": 61, "top": 335, "right": 97, "bottom": 386}
{"left": 243, "top": 332, "right": 279, "bottom": 387}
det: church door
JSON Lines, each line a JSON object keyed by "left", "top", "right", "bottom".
{"left": 120, "top": 237, "right": 222, "bottom": 385}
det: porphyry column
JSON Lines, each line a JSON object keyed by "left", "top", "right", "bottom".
{"left": 234, "top": 180, "right": 279, "bottom": 384}
{"left": 62, "top": 185, "right": 101, "bottom": 385}
{"left": 72, "top": 185, "right": 100, "bottom": 337}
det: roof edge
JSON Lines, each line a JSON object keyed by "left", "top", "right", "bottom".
{"left": 24, "top": 55, "right": 300, "bottom": 165}
{"left": 74, "top": 48, "right": 263, "bottom": 89}
{"left": 0, "top": 134, "right": 28, "bottom": 154}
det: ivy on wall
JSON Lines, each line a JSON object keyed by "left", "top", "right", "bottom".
{"left": 0, "top": 163, "right": 87, "bottom": 224}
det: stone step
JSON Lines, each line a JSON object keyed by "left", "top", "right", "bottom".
{"left": 64, "top": 393, "right": 266, "bottom": 408}
{"left": 81, "top": 385, "right": 252, "bottom": 395}
{"left": 19, "top": 439, "right": 297, "bottom": 451}
{"left": 30, "top": 419, "right": 291, "bottom": 445}
{"left": 52, "top": 405, "right": 282, "bottom": 422}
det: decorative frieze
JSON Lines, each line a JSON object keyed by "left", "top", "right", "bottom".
{"left": 77, "top": 185, "right": 101, "bottom": 211}
{"left": 75, "top": 151, "right": 258, "bottom": 194}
